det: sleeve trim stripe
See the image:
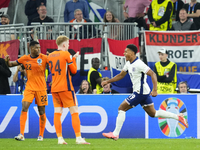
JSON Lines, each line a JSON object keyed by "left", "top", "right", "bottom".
{"left": 145, "top": 67, "right": 150, "bottom": 73}
{"left": 16, "top": 60, "right": 21, "bottom": 64}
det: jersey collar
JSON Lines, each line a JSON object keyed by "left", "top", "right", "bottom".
{"left": 30, "top": 54, "right": 39, "bottom": 58}
{"left": 130, "top": 57, "right": 138, "bottom": 64}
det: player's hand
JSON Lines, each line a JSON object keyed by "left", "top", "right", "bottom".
{"left": 73, "top": 51, "right": 79, "bottom": 58}
{"left": 101, "top": 81, "right": 108, "bottom": 87}
{"left": 4, "top": 55, "right": 10, "bottom": 62}
{"left": 150, "top": 90, "right": 157, "bottom": 97}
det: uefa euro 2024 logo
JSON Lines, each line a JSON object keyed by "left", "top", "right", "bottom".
{"left": 158, "top": 97, "right": 188, "bottom": 137}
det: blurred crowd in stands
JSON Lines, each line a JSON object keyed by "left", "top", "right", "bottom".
{"left": 1, "top": 0, "right": 198, "bottom": 94}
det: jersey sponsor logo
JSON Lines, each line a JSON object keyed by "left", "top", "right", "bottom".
{"left": 0, "top": 106, "right": 107, "bottom": 134}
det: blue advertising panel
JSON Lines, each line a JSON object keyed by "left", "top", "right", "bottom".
{"left": 0, "top": 95, "right": 145, "bottom": 138}
{"left": 149, "top": 95, "right": 197, "bottom": 138}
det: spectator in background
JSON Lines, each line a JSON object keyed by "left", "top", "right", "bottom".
{"left": 148, "top": 0, "right": 173, "bottom": 31}
{"left": 1, "top": 14, "right": 11, "bottom": 25}
{"left": 46, "top": 50, "right": 54, "bottom": 94}
{"left": 154, "top": 48, "right": 177, "bottom": 94}
{"left": 103, "top": 10, "right": 121, "bottom": 39}
{"left": 64, "top": 0, "right": 89, "bottom": 22}
{"left": 170, "top": 8, "right": 197, "bottom": 30}
{"left": 46, "top": 73, "right": 52, "bottom": 94}
{"left": 0, "top": 58, "right": 11, "bottom": 94}
{"left": 31, "top": 5, "right": 53, "bottom": 24}
{"left": 31, "top": 5, "right": 54, "bottom": 40}
{"left": 87, "top": 57, "right": 103, "bottom": 94}
{"left": 103, "top": 10, "right": 120, "bottom": 23}
{"left": 171, "top": 0, "right": 184, "bottom": 23}
{"left": 13, "top": 64, "right": 27, "bottom": 94}
{"left": 183, "top": 0, "right": 200, "bottom": 30}
{"left": 25, "top": 0, "right": 46, "bottom": 25}
{"left": 76, "top": 80, "right": 93, "bottom": 94}
{"left": 178, "top": 81, "right": 190, "bottom": 94}
{"left": 0, "top": 14, "right": 15, "bottom": 42}
{"left": 101, "top": 77, "right": 119, "bottom": 94}
{"left": 123, "top": 0, "right": 150, "bottom": 30}
{"left": 69, "top": 9, "right": 96, "bottom": 39}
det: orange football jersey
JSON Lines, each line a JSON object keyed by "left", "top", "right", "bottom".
{"left": 17, "top": 53, "right": 47, "bottom": 91}
{"left": 48, "top": 50, "right": 77, "bottom": 92}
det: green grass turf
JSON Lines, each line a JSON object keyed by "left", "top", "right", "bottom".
{"left": 0, "top": 138, "right": 200, "bottom": 150}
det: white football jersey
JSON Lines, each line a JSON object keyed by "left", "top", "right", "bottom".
{"left": 123, "top": 57, "right": 151, "bottom": 94}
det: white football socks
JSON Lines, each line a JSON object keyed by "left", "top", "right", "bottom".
{"left": 155, "top": 110, "right": 178, "bottom": 120}
{"left": 113, "top": 110, "right": 126, "bottom": 136}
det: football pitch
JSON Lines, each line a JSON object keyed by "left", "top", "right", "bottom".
{"left": 0, "top": 138, "right": 199, "bottom": 150}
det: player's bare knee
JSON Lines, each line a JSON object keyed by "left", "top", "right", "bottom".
{"left": 38, "top": 106, "right": 45, "bottom": 115}
{"left": 118, "top": 106, "right": 125, "bottom": 111}
{"left": 22, "top": 102, "right": 30, "bottom": 112}
{"left": 69, "top": 106, "right": 78, "bottom": 114}
{"left": 38, "top": 109, "right": 45, "bottom": 115}
{"left": 22, "top": 105, "right": 28, "bottom": 112}
{"left": 54, "top": 107, "right": 63, "bottom": 113}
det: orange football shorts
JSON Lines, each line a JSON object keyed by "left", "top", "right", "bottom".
{"left": 52, "top": 90, "right": 78, "bottom": 108}
{"left": 22, "top": 89, "right": 48, "bottom": 106}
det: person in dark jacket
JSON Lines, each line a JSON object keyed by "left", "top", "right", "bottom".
{"left": 0, "top": 58, "right": 11, "bottom": 94}
{"left": 170, "top": 8, "right": 197, "bottom": 30}
{"left": 25, "top": 0, "right": 46, "bottom": 25}
{"left": 69, "top": 9, "right": 96, "bottom": 39}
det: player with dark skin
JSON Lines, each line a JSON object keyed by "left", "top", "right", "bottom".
{"left": 5, "top": 43, "right": 45, "bottom": 116}
{"left": 5, "top": 41, "right": 48, "bottom": 141}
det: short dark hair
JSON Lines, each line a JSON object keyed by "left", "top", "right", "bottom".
{"left": 29, "top": 41, "right": 39, "bottom": 47}
{"left": 38, "top": 4, "right": 46, "bottom": 10}
{"left": 127, "top": 44, "right": 138, "bottom": 54}
{"left": 180, "top": 8, "right": 187, "bottom": 13}
{"left": 91, "top": 57, "right": 99, "bottom": 64}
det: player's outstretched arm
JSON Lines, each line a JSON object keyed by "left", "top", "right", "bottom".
{"left": 102, "top": 70, "right": 127, "bottom": 87}
{"left": 146, "top": 69, "right": 157, "bottom": 97}
{"left": 5, "top": 55, "right": 19, "bottom": 67}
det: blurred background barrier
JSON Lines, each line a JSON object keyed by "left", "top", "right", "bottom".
{"left": 0, "top": 94, "right": 199, "bottom": 138}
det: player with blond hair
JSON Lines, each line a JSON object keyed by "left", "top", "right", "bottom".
{"left": 47, "top": 35, "right": 90, "bottom": 144}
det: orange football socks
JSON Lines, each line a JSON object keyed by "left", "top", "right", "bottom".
{"left": 54, "top": 113, "right": 62, "bottom": 137}
{"left": 71, "top": 112, "right": 81, "bottom": 137}
{"left": 20, "top": 111, "right": 27, "bottom": 136}
{"left": 39, "top": 113, "right": 46, "bottom": 137}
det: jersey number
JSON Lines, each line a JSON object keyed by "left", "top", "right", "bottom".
{"left": 41, "top": 95, "right": 47, "bottom": 104}
{"left": 25, "top": 64, "right": 31, "bottom": 70}
{"left": 49, "top": 60, "right": 61, "bottom": 76}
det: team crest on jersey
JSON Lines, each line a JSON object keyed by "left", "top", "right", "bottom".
{"left": 132, "top": 67, "right": 135, "bottom": 72}
{"left": 37, "top": 58, "right": 42, "bottom": 65}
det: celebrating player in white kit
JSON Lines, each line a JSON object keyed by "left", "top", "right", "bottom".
{"left": 102, "top": 44, "right": 188, "bottom": 140}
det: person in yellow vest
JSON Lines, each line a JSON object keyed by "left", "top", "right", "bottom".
{"left": 87, "top": 58, "right": 103, "bottom": 94}
{"left": 153, "top": 48, "right": 177, "bottom": 93}
{"left": 148, "top": 0, "right": 173, "bottom": 31}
